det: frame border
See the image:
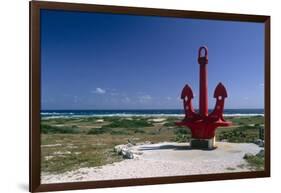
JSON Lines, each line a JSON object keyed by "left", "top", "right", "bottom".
{"left": 30, "top": 1, "right": 270, "bottom": 192}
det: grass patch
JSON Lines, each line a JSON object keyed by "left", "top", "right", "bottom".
{"left": 243, "top": 154, "right": 264, "bottom": 171}
{"left": 174, "top": 127, "right": 189, "bottom": 135}
{"left": 163, "top": 117, "right": 182, "bottom": 127}
{"left": 41, "top": 134, "right": 124, "bottom": 173}
{"left": 217, "top": 126, "right": 261, "bottom": 143}
{"left": 104, "top": 119, "right": 153, "bottom": 128}
{"left": 41, "top": 124, "right": 80, "bottom": 134}
{"left": 163, "top": 121, "right": 177, "bottom": 127}
{"left": 132, "top": 128, "right": 146, "bottom": 133}
{"left": 173, "top": 127, "right": 191, "bottom": 142}
{"left": 110, "top": 129, "right": 130, "bottom": 135}
{"left": 87, "top": 127, "right": 108, "bottom": 135}
{"left": 225, "top": 116, "right": 264, "bottom": 126}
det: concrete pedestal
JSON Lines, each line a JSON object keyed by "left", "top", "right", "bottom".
{"left": 190, "top": 137, "right": 216, "bottom": 150}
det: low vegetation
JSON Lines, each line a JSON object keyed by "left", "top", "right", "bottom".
{"left": 41, "top": 115, "right": 264, "bottom": 173}
{"left": 104, "top": 118, "right": 153, "bottom": 128}
{"left": 87, "top": 127, "right": 107, "bottom": 135}
{"left": 41, "top": 124, "right": 80, "bottom": 134}
{"left": 41, "top": 134, "right": 123, "bottom": 173}
{"left": 243, "top": 152, "right": 264, "bottom": 171}
{"left": 173, "top": 127, "right": 191, "bottom": 142}
{"left": 217, "top": 126, "right": 261, "bottom": 143}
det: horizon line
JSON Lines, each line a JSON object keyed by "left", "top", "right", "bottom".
{"left": 41, "top": 108, "right": 264, "bottom": 111}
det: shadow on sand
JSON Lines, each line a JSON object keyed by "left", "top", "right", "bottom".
{"left": 138, "top": 144, "right": 191, "bottom": 151}
{"left": 138, "top": 144, "right": 217, "bottom": 151}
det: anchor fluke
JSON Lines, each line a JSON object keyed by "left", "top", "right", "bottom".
{"left": 214, "top": 82, "right": 228, "bottom": 98}
{"left": 181, "top": 84, "right": 194, "bottom": 99}
{"left": 179, "top": 84, "right": 199, "bottom": 121}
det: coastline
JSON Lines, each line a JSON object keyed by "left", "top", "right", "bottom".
{"left": 41, "top": 109, "right": 264, "bottom": 119}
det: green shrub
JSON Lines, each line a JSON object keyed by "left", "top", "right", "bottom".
{"left": 132, "top": 128, "right": 145, "bottom": 133}
{"left": 110, "top": 130, "right": 129, "bottom": 135}
{"left": 41, "top": 124, "right": 80, "bottom": 134}
{"left": 87, "top": 127, "right": 108, "bottom": 135}
{"left": 173, "top": 128, "right": 190, "bottom": 142}
{"left": 174, "top": 127, "right": 189, "bottom": 135}
{"left": 148, "top": 131, "right": 157, "bottom": 135}
{"left": 217, "top": 126, "right": 259, "bottom": 143}
{"left": 174, "top": 133, "right": 190, "bottom": 142}
{"left": 228, "top": 116, "right": 264, "bottom": 126}
{"left": 163, "top": 121, "right": 177, "bottom": 127}
{"left": 243, "top": 154, "right": 264, "bottom": 171}
{"left": 104, "top": 119, "right": 152, "bottom": 128}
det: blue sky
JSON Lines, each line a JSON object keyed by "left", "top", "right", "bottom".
{"left": 41, "top": 9, "right": 264, "bottom": 110}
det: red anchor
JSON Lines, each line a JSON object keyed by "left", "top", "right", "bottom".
{"left": 176, "top": 46, "right": 231, "bottom": 139}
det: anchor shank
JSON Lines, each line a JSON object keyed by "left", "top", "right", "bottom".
{"left": 198, "top": 46, "right": 208, "bottom": 117}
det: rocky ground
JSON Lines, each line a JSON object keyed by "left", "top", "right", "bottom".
{"left": 41, "top": 142, "right": 263, "bottom": 184}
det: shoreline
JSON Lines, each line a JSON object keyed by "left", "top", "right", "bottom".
{"left": 41, "top": 109, "right": 264, "bottom": 119}
{"left": 41, "top": 114, "right": 264, "bottom": 119}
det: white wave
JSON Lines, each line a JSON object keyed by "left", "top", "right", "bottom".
{"left": 224, "top": 113, "right": 264, "bottom": 117}
{"left": 41, "top": 112, "right": 264, "bottom": 119}
{"left": 41, "top": 112, "right": 74, "bottom": 115}
{"left": 41, "top": 112, "right": 61, "bottom": 115}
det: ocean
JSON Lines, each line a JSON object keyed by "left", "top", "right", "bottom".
{"left": 41, "top": 109, "right": 264, "bottom": 118}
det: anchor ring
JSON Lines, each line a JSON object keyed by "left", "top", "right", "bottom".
{"left": 198, "top": 46, "right": 208, "bottom": 64}
{"left": 198, "top": 46, "right": 208, "bottom": 58}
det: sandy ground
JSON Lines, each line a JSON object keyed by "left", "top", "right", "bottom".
{"left": 41, "top": 142, "right": 262, "bottom": 184}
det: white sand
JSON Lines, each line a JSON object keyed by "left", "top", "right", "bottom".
{"left": 150, "top": 118, "right": 166, "bottom": 122}
{"left": 41, "top": 144, "right": 62, "bottom": 147}
{"left": 41, "top": 142, "right": 262, "bottom": 184}
{"left": 95, "top": 119, "right": 104, "bottom": 123}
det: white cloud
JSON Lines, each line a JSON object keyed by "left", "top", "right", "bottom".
{"left": 122, "top": 97, "right": 131, "bottom": 103}
{"left": 92, "top": 87, "right": 106, "bottom": 94}
{"left": 138, "top": 95, "right": 152, "bottom": 103}
{"left": 110, "top": 92, "right": 119, "bottom": 96}
{"left": 166, "top": 96, "right": 172, "bottom": 100}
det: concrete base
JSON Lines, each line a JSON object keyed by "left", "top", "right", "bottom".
{"left": 190, "top": 137, "right": 216, "bottom": 150}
